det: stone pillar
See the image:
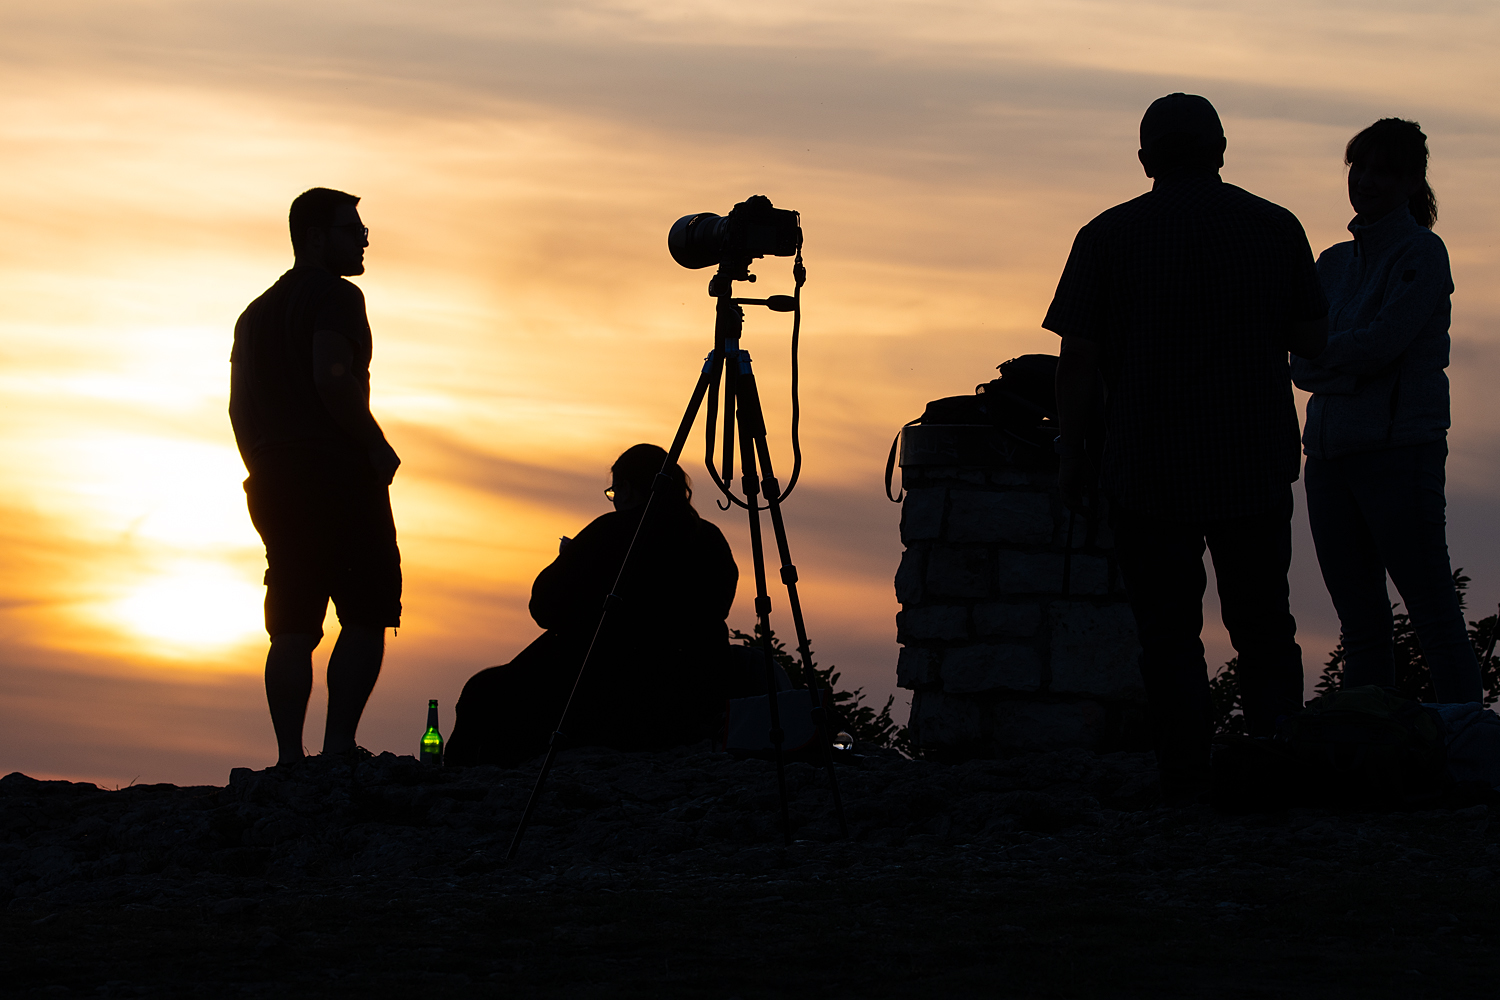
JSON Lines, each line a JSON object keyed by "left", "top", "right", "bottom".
{"left": 894, "top": 424, "right": 1148, "bottom": 759}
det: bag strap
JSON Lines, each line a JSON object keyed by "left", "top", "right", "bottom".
{"left": 885, "top": 419, "right": 921, "bottom": 502}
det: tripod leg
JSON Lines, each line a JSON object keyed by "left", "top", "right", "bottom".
{"left": 670, "top": 352, "right": 722, "bottom": 458}
{"left": 727, "top": 346, "right": 793, "bottom": 847}
{"left": 736, "top": 361, "right": 849, "bottom": 839}
{"left": 507, "top": 349, "right": 723, "bottom": 861}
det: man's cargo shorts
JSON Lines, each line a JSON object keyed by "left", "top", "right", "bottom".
{"left": 244, "top": 453, "right": 401, "bottom": 638}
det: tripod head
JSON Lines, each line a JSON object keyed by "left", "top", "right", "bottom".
{"left": 708, "top": 259, "right": 754, "bottom": 295}
{"left": 707, "top": 259, "right": 795, "bottom": 340}
{"left": 735, "top": 295, "right": 796, "bottom": 312}
{"left": 706, "top": 261, "right": 794, "bottom": 311}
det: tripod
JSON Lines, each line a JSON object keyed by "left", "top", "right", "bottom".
{"left": 507, "top": 255, "right": 849, "bottom": 859}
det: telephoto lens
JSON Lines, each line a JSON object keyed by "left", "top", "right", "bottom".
{"left": 667, "top": 211, "right": 731, "bottom": 269}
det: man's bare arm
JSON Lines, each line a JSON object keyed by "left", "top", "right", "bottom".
{"left": 1288, "top": 315, "right": 1328, "bottom": 359}
{"left": 312, "top": 329, "right": 400, "bottom": 484}
{"left": 1055, "top": 334, "right": 1102, "bottom": 513}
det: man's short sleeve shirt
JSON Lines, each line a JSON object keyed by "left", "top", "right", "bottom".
{"left": 230, "top": 268, "right": 374, "bottom": 473}
{"left": 1043, "top": 175, "right": 1326, "bottom": 521}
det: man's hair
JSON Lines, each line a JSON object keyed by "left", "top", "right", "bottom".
{"left": 1140, "top": 93, "right": 1225, "bottom": 175}
{"left": 1346, "top": 118, "right": 1437, "bottom": 229}
{"left": 289, "top": 188, "right": 360, "bottom": 252}
{"left": 612, "top": 444, "right": 693, "bottom": 506}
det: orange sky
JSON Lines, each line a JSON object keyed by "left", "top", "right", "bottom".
{"left": 2, "top": 1, "right": 1498, "bottom": 786}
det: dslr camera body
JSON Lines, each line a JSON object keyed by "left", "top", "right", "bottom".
{"left": 668, "top": 195, "right": 801, "bottom": 270}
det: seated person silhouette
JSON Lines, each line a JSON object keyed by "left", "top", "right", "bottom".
{"left": 444, "top": 444, "right": 738, "bottom": 766}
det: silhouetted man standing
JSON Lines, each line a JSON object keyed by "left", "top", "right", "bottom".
{"left": 231, "top": 188, "right": 401, "bottom": 765}
{"left": 1045, "top": 95, "right": 1328, "bottom": 798}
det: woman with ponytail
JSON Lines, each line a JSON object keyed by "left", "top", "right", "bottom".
{"left": 1292, "top": 118, "right": 1482, "bottom": 703}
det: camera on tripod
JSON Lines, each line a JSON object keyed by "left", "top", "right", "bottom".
{"left": 508, "top": 191, "right": 846, "bottom": 860}
{"left": 668, "top": 195, "right": 801, "bottom": 270}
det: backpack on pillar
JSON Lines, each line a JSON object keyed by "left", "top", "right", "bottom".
{"left": 884, "top": 353, "right": 1060, "bottom": 501}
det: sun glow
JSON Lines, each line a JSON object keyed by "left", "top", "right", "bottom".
{"left": 103, "top": 560, "right": 266, "bottom": 652}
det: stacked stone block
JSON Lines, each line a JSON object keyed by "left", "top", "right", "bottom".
{"left": 894, "top": 425, "right": 1147, "bottom": 759}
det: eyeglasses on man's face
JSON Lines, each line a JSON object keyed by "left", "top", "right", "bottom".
{"left": 604, "top": 486, "right": 617, "bottom": 501}
{"left": 329, "top": 223, "right": 369, "bottom": 240}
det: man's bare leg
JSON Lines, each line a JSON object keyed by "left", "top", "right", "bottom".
{"left": 323, "top": 624, "right": 384, "bottom": 755}
{"left": 265, "top": 632, "right": 320, "bottom": 764}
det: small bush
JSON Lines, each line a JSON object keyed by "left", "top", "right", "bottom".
{"left": 1208, "top": 657, "right": 1247, "bottom": 736}
{"left": 732, "top": 624, "right": 908, "bottom": 753}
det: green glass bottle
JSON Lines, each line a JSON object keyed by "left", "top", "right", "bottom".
{"left": 420, "top": 699, "right": 444, "bottom": 764}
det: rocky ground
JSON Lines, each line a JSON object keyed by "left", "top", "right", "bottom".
{"left": 4, "top": 745, "right": 1499, "bottom": 998}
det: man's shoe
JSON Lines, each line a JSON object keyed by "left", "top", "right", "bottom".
{"left": 319, "top": 745, "right": 375, "bottom": 765}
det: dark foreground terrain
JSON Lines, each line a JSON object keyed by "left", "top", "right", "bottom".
{"left": 3, "top": 746, "right": 1498, "bottom": 998}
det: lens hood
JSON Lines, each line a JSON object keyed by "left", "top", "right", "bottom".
{"left": 668, "top": 212, "right": 729, "bottom": 269}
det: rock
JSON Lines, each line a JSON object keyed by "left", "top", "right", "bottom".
{"left": 973, "top": 601, "right": 1041, "bottom": 638}
{"left": 993, "top": 552, "right": 1063, "bottom": 595}
{"left": 941, "top": 644, "right": 1043, "bottom": 694}
{"left": 894, "top": 548, "right": 926, "bottom": 605}
{"left": 2, "top": 747, "right": 1166, "bottom": 901}
{"left": 896, "top": 646, "right": 940, "bottom": 689}
{"left": 945, "top": 491, "right": 1053, "bottom": 545}
{"left": 1049, "top": 602, "right": 1143, "bottom": 698}
{"left": 5, "top": 744, "right": 1489, "bottom": 932}
{"left": 899, "top": 488, "right": 946, "bottom": 542}
{"left": 212, "top": 897, "right": 257, "bottom": 915}
{"left": 925, "top": 546, "right": 992, "bottom": 598}
{"left": 992, "top": 701, "right": 1108, "bottom": 752}
{"left": 897, "top": 605, "right": 968, "bottom": 642}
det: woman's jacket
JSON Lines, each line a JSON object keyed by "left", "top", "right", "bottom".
{"left": 1291, "top": 206, "right": 1454, "bottom": 460}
